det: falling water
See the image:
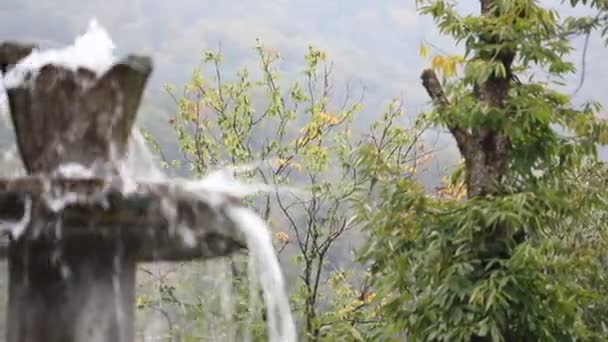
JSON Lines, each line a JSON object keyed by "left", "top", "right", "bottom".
{"left": 126, "top": 132, "right": 298, "bottom": 341}
{"left": 227, "top": 207, "right": 297, "bottom": 342}
{"left": 119, "top": 131, "right": 298, "bottom": 341}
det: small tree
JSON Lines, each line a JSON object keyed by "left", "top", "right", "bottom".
{"left": 359, "top": 0, "right": 608, "bottom": 341}
{"left": 142, "top": 43, "right": 429, "bottom": 340}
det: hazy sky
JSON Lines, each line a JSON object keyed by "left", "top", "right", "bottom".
{"left": 1, "top": 0, "right": 608, "bottom": 161}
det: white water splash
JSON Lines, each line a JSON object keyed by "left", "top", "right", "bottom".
{"left": 2, "top": 19, "right": 115, "bottom": 89}
{"left": 0, "top": 146, "right": 25, "bottom": 178}
{"left": 124, "top": 130, "right": 165, "bottom": 181}
{"left": 227, "top": 207, "right": 297, "bottom": 342}
{"left": 41, "top": 162, "right": 103, "bottom": 213}
{"left": 0, "top": 83, "right": 8, "bottom": 123}
{"left": 178, "top": 162, "right": 303, "bottom": 209}
{"left": 0, "top": 144, "right": 29, "bottom": 238}
{"left": 137, "top": 157, "right": 297, "bottom": 340}
{"left": 180, "top": 167, "right": 272, "bottom": 208}
{"left": 53, "top": 162, "right": 95, "bottom": 179}
{"left": 126, "top": 134, "right": 298, "bottom": 341}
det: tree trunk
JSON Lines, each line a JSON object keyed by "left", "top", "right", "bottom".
{"left": 422, "top": 0, "right": 517, "bottom": 340}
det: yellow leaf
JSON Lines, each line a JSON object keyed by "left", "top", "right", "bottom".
{"left": 316, "top": 112, "right": 340, "bottom": 125}
{"left": 418, "top": 154, "right": 433, "bottom": 165}
{"left": 444, "top": 60, "right": 456, "bottom": 77}
{"left": 272, "top": 158, "right": 288, "bottom": 167}
{"left": 275, "top": 232, "right": 289, "bottom": 243}
{"left": 431, "top": 55, "right": 445, "bottom": 70}
{"left": 272, "top": 158, "right": 304, "bottom": 171}
{"left": 291, "top": 161, "right": 304, "bottom": 171}
{"left": 136, "top": 296, "right": 148, "bottom": 309}
{"left": 293, "top": 137, "right": 306, "bottom": 146}
{"left": 300, "top": 125, "right": 319, "bottom": 139}
{"left": 452, "top": 55, "right": 465, "bottom": 63}
{"left": 419, "top": 43, "right": 428, "bottom": 58}
{"left": 365, "top": 292, "right": 377, "bottom": 303}
{"left": 430, "top": 54, "right": 465, "bottom": 77}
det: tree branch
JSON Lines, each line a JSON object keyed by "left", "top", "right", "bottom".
{"left": 420, "top": 68, "right": 469, "bottom": 156}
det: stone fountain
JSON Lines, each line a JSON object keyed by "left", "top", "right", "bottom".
{"left": 0, "top": 25, "right": 294, "bottom": 342}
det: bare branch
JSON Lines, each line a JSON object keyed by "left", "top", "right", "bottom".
{"left": 420, "top": 68, "right": 469, "bottom": 156}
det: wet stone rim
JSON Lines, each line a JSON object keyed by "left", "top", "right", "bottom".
{"left": 0, "top": 176, "right": 247, "bottom": 262}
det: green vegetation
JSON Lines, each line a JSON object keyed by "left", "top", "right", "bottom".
{"left": 140, "top": 42, "right": 421, "bottom": 341}
{"left": 141, "top": 1, "right": 608, "bottom": 341}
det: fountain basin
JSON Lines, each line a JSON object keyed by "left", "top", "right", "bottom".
{"left": 0, "top": 176, "right": 247, "bottom": 262}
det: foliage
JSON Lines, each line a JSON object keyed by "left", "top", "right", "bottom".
{"left": 359, "top": 1, "right": 608, "bottom": 341}
{"left": 142, "top": 41, "right": 429, "bottom": 340}
{"left": 139, "top": 1, "right": 608, "bottom": 341}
